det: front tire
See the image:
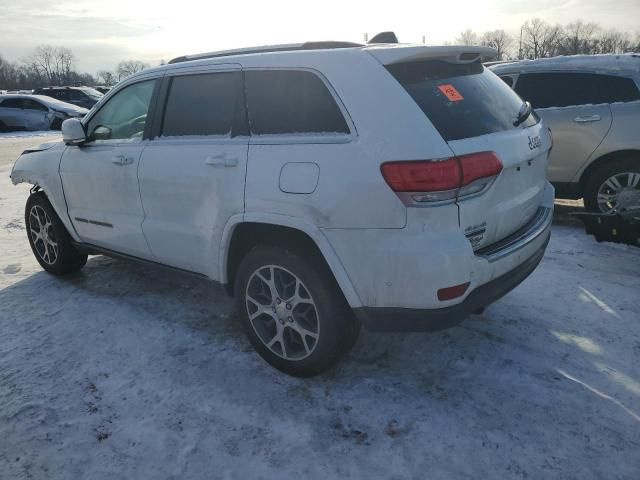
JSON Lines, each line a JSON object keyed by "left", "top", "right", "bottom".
{"left": 583, "top": 158, "right": 640, "bottom": 213}
{"left": 25, "top": 192, "right": 87, "bottom": 275}
{"left": 234, "top": 244, "right": 359, "bottom": 377}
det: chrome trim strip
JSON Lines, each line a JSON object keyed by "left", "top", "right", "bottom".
{"left": 74, "top": 217, "right": 113, "bottom": 228}
{"left": 476, "top": 206, "right": 552, "bottom": 263}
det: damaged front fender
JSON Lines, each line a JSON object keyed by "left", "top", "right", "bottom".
{"left": 10, "top": 139, "right": 79, "bottom": 240}
{"left": 10, "top": 140, "right": 64, "bottom": 186}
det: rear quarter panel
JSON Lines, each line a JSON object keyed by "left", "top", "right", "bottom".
{"left": 242, "top": 51, "right": 455, "bottom": 229}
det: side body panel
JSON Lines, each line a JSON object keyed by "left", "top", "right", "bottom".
{"left": 573, "top": 101, "right": 640, "bottom": 182}
{"left": 60, "top": 142, "right": 152, "bottom": 257}
{"left": 138, "top": 65, "right": 248, "bottom": 277}
{"left": 537, "top": 104, "right": 612, "bottom": 183}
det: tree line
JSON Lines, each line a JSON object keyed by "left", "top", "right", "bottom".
{"left": 2, "top": 19, "right": 639, "bottom": 90}
{"left": 455, "top": 19, "right": 640, "bottom": 60}
{"left": 0, "top": 45, "right": 152, "bottom": 90}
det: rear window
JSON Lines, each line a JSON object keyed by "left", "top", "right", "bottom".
{"left": 244, "top": 70, "right": 350, "bottom": 135}
{"left": 598, "top": 75, "right": 640, "bottom": 103}
{"left": 386, "top": 60, "right": 538, "bottom": 141}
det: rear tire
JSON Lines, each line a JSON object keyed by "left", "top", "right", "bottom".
{"left": 583, "top": 157, "right": 640, "bottom": 213}
{"left": 25, "top": 192, "right": 87, "bottom": 275}
{"left": 234, "top": 244, "right": 359, "bottom": 377}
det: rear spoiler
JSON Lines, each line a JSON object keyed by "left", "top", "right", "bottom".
{"left": 366, "top": 45, "right": 498, "bottom": 66}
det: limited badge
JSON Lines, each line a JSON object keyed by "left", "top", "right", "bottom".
{"left": 437, "top": 84, "right": 464, "bottom": 102}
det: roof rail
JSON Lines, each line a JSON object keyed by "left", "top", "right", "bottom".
{"left": 168, "top": 41, "right": 363, "bottom": 64}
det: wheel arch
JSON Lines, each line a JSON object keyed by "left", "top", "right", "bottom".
{"left": 220, "top": 215, "right": 363, "bottom": 308}
{"left": 578, "top": 149, "right": 640, "bottom": 195}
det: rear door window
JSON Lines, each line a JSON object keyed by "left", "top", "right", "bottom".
{"left": 161, "top": 72, "right": 237, "bottom": 137}
{"left": 244, "top": 70, "right": 350, "bottom": 135}
{"left": 22, "top": 99, "right": 48, "bottom": 111}
{"left": 386, "top": 60, "right": 537, "bottom": 142}
{"left": 515, "top": 73, "right": 605, "bottom": 108}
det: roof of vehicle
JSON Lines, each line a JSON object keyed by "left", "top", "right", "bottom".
{"left": 34, "top": 86, "right": 90, "bottom": 90}
{"left": 160, "top": 42, "right": 496, "bottom": 71}
{"left": 490, "top": 53, "right": 640, "bottom": 76}
{"left": 168, "top": 41, "right": 364, "bottom": 64}
{"left": 0, "top": 94, "right": 89, "bottom": 111}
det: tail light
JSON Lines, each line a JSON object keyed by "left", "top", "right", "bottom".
{"left": 381, "top": 151, "right": 503, "bottom": 206}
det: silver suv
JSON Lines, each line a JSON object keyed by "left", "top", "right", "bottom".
{"left": 491, "top": 55, "right": 640, "bottom": 213}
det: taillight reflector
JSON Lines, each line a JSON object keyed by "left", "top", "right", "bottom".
{"left": 437, "top": 282, "right": 470, "bottom": 301}
{"left": 381, "top": 152, "right": 503, "bottom": 202}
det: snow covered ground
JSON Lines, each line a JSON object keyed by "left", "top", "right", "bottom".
{"left": 1, "top": 136, "right": 639, "bottom": 479}
{"left": 0, "top": 130, "right": 61, "bottom": 139}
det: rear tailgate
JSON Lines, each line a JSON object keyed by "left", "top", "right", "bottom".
{"left": 382, "top": 49, "right": 551, "bottom": 248}
{"left": 448, "top": 125, "right": 550, "bottom": 249}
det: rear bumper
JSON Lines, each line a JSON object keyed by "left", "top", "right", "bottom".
{"left": 353, "top": 234, "right": 549, "bottom": 332}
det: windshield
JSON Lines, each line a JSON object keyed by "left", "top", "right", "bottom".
{"left": 386, "top": 60, "right": 539, "bottom": 141}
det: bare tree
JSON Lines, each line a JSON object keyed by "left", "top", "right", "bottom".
{"left": 0, "top": 55, "right": 21, "bottom": 89}
{"left": 559, "top": 20, "right": 599, "bottom": 55}
{"left": 481, "top": 30, "right": 513, "bottom": 60}
{"left": 97, "top": 70, "right": 117, "bottom": 85}
{"left": 597, "top": 29, "right": 632, "bottom": 53}
{"left": 521, "top": 19, "right": 563, "bottom": 58}
{"left": 26, "top": 45, "right": 74, "bottom": 85}
{"left": 455, "top": 29, "right": 479, "bottom": 45}
{"left": 116, "top": 60, "right": 148, "bottom": 81}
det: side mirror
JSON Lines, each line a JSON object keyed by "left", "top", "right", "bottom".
{"left": 62, "top": 118, "right": 87, "bottom": 145}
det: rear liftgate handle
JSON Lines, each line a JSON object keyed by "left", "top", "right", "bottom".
{"left": 205, "top": 153, "right": 239, "bottom": 167}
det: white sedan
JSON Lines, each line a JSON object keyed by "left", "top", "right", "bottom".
{"left": 0, "top": 94, "right": 88, "bottom": 131}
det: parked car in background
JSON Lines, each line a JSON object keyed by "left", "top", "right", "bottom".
{"left": 32, "top": 86, "right": 103, "bottom": 110}
{"left": 11, "top": 41, "right": 553, "bottom": 376}
{"left": 0, "top": 94, "right": 87, "bottom": 131}
{"left": 94, "top": 86, "right": 112, "bottom": 94}
{"left": 491, "top": 54, "right": 640, "bottom": 213}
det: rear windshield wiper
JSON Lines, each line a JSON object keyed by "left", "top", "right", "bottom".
{"left": 513, "top": 101, "right": 532, "bottom": 127}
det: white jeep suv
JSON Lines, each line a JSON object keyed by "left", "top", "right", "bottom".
{"left": 11, "top": 42, "right": 554, "bottom": 376}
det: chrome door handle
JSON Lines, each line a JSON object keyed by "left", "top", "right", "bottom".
{"left": 574, "top": 115, "right": 601, "bottom": 123}
{"left": 112, "top": 155, "right": 133, "bottom": 165}
{"left": 205, "top": 154, "right": 239, "bottom": 167}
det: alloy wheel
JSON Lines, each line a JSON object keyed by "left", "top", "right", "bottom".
{"left": 245, "top": 265, "right": 320, "bottom": 361}
{"left": 596, "top": 172, "right": 640, "bottom": 213}
{"left": 28, "top": 205, "right": 59, "bottom": 265}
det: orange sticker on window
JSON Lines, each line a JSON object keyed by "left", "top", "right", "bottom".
{"left": 438, "top": 84, "right": 464, "bottom": 102}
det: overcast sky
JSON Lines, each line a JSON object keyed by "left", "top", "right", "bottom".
{"left": 1, "top": 0, "right": 639, "bottom": 74}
